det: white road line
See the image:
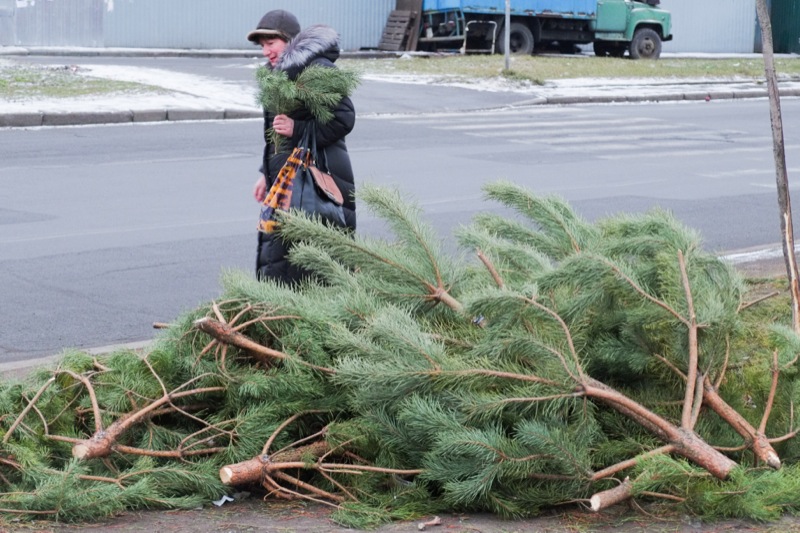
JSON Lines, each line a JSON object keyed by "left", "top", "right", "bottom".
{"left": 469, "top": 125, "right": 693, "bottom": 140}
{"left": 433, "top": 117, "right": 659, "bottom": 131}
{"left": 599, "top": 144, "right": 800, "bottom": 160}
{"left": 699, "top": 167, "right": 800, "bottom": 178}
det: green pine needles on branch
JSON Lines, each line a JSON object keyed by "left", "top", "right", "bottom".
{"left": 256, "top": 64, "right": 360, "bottom": 149}
{"left": 2, "top": 181, "right": 800, "bottom": 528}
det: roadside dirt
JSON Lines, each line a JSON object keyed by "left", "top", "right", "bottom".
{"left": 3, "top": 496, "right": 799, "bottom": 533}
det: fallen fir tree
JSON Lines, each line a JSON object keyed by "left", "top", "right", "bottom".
{"left": 2, "top": 183, "right": 800, "bottom": 527}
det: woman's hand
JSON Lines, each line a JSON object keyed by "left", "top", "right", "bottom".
{"left": 253, "top": 174, "right": 268, "bottom": 203}
{"left": 272, "top": 114, "right": 294, "bottom": 137}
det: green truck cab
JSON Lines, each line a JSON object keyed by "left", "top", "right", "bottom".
{"left": 418, "top": 0, "right": 673, "bottom": 59}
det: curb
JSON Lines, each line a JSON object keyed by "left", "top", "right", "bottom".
{"left": 0, "top": 107, "right": 263, "bottom": 128}
{"left": 0, "top": 46, "right": 410, "bottom": 60}
{"left": 0, "top": 340, "right": 152, "bottom": 380}
{"left": 3, "top": 87, "right": 798, "bottom": 128}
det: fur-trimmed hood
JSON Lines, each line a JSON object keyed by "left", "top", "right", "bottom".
{"left": 275, "top": 24, "right": 341, "bottom": 80}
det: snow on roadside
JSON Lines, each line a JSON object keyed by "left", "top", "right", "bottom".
{"left": 0, "top": 64, "right": 260, "bottom": 113}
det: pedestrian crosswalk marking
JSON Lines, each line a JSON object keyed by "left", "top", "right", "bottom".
{"left": 374, "top": 107, "right": 779, "bottom": 160}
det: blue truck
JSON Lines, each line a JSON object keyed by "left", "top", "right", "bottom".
{"left": 418, "top": 0, "right": 672, "bottom": 59}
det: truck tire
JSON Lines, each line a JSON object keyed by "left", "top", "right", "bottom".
{"left": 497, "top": 22, "right": 534, "bottom": 55}
{"left": 629, "top": 28, "right": 662, "bottom": 59}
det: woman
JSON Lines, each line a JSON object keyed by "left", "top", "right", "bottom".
{"left": 247, "top": 10, "right": 357, "bottom": 283}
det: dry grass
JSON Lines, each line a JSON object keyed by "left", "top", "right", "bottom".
{"left": 342, "top": 54, "right": 800, "bottom": 85}
{"left": 0, "top": 63, "right": 165, "bottom": 101}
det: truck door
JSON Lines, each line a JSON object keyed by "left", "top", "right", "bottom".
{"left": 595, "top": 0, "right": 628, "bottom": 33}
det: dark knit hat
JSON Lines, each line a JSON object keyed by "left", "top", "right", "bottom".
{"left": 247, "top": 10, "right": 301, "bottom": 43}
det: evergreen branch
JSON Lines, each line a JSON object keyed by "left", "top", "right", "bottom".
{"left": 589, "top": 477, "right": 633, "bottom": 512}
{"left": 714, "top": 336, "right": 731, "bottom": 390}
{"left": 768, "top": 428, "right": 800, "bottom": 444}
{"left": 111, "top": 444, "right": 226, "bottom": 458}
{"left": 360, "top": 188, "right": 448, "bottom": 292}
{"left": 284, "top": 212, "right": 463, "bottom": 313}
{"left": 483, "top": 182, "right": 587, "bottom": 256}
{"left": 758, "top": 350, "right": 781, "bottom": 435}
{"left": 592, "top": 254, "right": 688, "bottom": 326}
{"left": 739, "top": 290, "right": 781, "bottom": 312}
{"left": 257, "top": 65, "right": 359, "bottom": 123}
{"left": 679, "top": 250, "right": 700, "bottom": 429}
{"left": 0, "top": 508, "right": 57, "bottom": 515}
{"left": 265, "top": 414, "right": 328, "bottom": 455}
{"left": 318, "top": 469, "right": 359, "bottom": 502}
{"left": 591, "top": 445, "right": 676, "bottom": 481}
{"left": 233, "top": 314, "right": 302, "bottom": 332}
{"left": 477, "top": 249, "right": 504, "bottom": 289}
{"left": 60, "top": 371, "right": 103, "bottom": 434}
{"left": 583, "top": 377, "right": 736, "bottom": 480}
{"left": 520, "top": 295, "right": 584, "bottom": 383}
{"left": 3, "top": 377, "right": 55, "bottom": 444}
{"left": 638, "top": 491, "right": 687, "bottom": 503}
{"left": 195, "top": 317, "right": 335, "bottom": 374}
{"left": 179, "top": 422, "right": 236, "bottom": 454}
{"left": 689, "top": 374, "right": 705, "bottom": 429}
{"left": 654, "top": 353, "right": 687, "bottom": 381}
{"left": 426, "top": 368, "right": 562, "bottom": 388}
{"left": 71, "top": 385, "right": 225, "bottom": 460}
{"left": 701, "top": 377, "right": 781, "bottom": 469}
{"left": 482, "top": 392, "right": 584, "bottom": 409}
{"left": 653, "top": 345, "right": 780, "bottom": 469}
{"left": 272, "top": 469, "right": 345, "bottom": 503}
{"left": 354, "top": 188, "right": 460, "bottom": 312}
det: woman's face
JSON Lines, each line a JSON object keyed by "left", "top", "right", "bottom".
{"left": 260, "top": 37, "right": 288, "bottom": 67}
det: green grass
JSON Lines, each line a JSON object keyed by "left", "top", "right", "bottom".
{"left": 0, "top": 64, "right": 166, "bottom": 101}
{"left": 342, "top": 55, "right": 800, "bottom": 86}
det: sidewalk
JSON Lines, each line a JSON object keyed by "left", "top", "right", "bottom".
{"left": 2, "top": 47, "right": 800, "bottom": 128}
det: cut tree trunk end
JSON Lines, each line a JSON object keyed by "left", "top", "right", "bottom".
{"left": 590, "top": 478, "right": 633, "bottom": 512}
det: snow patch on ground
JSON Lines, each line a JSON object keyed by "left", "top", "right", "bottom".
{"left": 78, "top": 65, "right": 258, "bottom": 108}
{"left": 0, "top": 64, "right": 260, "bottom": 113}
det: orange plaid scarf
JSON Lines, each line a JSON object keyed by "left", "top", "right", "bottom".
{"left": 258, "top": 146, "right": 311, "bottom": 233}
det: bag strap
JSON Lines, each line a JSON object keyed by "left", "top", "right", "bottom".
{"left": 303, "top": 122, "right": 332, "bottom": 173}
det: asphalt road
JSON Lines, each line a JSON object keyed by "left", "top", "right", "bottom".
{"left": 1, "top": 73, "right": 799, "bottom": 366}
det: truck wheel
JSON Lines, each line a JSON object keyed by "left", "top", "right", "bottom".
{"left": 497, "top": 22, "right": 534, "bottom": 55}
{"left": 629, "top": 28, "right": 662, "bottom": 59}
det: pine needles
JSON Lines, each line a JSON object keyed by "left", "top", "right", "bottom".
{"left": 1, "top": 181, "right": 798, "bottom": 526}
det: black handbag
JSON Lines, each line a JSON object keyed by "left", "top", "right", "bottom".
{"left": 256, "top": 123, "right": 346, "bottom": 284}
{"left": 290, "top": 123, "right": 346, "bottom": 228}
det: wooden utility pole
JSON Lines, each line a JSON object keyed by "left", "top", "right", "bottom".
{"left": 755, "top": 0, "right": 800, "bottom": 332}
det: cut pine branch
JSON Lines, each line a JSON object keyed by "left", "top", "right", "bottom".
{"left": 220, "top": 441, "right": 422, "bottom": 489}
{"left": 72, "top": 385, "right": 224, "bottom": 460}
{"left": 195, "top": 317, "right": 334, "bottom": 374}
{"left": 583, "top": 377, "right": 736, "bottom": 480}
{"left": 590, "top": 477, "right": 633, "bottom": 512}
{"left": 702, "top": 377, "right": 781, "bottom": 469}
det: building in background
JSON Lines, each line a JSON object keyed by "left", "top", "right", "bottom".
{"left": 662, "top": 0, "right": 756, "bottom": 54}
{"left": 1, "top": 0, "right": 798, "bottom": 54}
{"left": 768, "top": 0, "right": 800, "bottom": 54}
{"left": 4, "top": 0, "right": 395, "bottom": 51}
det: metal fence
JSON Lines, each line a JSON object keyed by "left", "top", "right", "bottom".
{"left": 4, "top": 0, "right": 793, "bottom": 54}
{"left": 662, "top": 0, "right": 757, "bottom": 54}
{"left": 6, "top": 0, "right": 396, "bottom": 51}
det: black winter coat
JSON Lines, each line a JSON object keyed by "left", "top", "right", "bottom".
{"left": 256, "top": 25, "right": 356, "bottom": 284}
